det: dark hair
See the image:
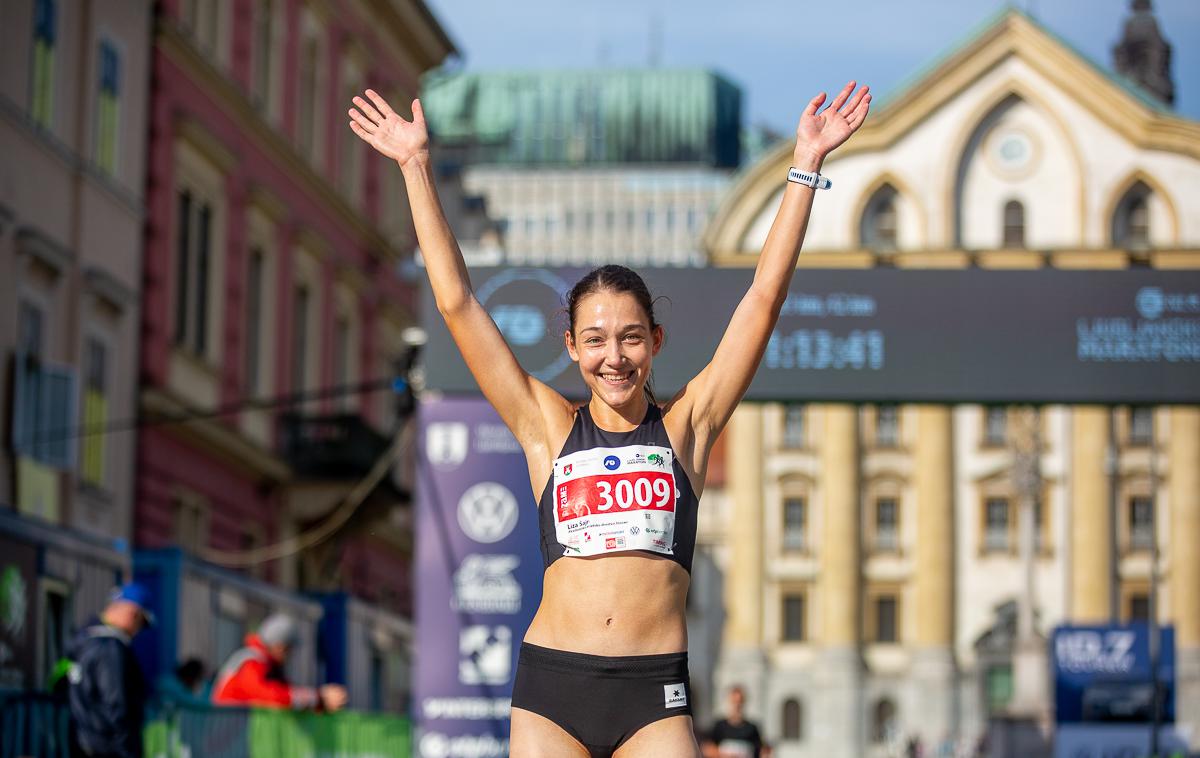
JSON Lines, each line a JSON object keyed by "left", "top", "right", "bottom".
{"left": 565, "top": 265, "right": 659, "bottom": 336}
{"left": 565, "top": 265, "right": 662, "bottom": 404}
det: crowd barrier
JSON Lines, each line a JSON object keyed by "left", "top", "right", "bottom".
{"left": 0, "top": 691, "right": 410, "bottom": 758}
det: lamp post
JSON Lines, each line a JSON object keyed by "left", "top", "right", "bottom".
{"left": 1009, "top": 406, "right": 1049, "bottom": 724}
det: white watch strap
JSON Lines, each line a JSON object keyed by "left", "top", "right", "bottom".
{"left": 787, "top": 167, "right": 831, "bottom": 190}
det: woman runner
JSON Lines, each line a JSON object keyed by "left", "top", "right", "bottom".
{"left": 349, "top": 80, "right": 871, "bottom": 757}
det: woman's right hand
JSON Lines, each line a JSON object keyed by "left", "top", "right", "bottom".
{"left": 348, "top": 90, "right": 429, "bottom": 169}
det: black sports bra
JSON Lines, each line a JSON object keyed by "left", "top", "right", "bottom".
{"left": 536, "top": 403, "right": 699, "bottom": 573}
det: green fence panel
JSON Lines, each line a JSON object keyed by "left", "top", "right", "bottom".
{"left": 145, "top": 703, "right": 409, "bottom": 758}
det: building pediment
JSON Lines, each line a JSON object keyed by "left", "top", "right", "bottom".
{"left": 705, "top": 9, "right": 1200, "bottom": 259}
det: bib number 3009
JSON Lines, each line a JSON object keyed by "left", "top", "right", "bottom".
{"left": 596, "top": 477, "right": 672, "bottom": 511}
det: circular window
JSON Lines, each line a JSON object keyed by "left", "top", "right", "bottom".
{"left": 987, "top": 127, "right": 1040, "bottom": 179}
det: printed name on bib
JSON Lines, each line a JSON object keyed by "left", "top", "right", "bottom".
{"left": 552, "top": 444, "right": 678, "bottom": 559}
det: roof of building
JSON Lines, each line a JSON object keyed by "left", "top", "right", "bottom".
{"left": 420, "top": 68, "right": 742, "bottom": 168}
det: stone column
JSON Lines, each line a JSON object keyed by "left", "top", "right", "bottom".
{"left": 1070, "top": 407, "right": 1112, "bottom": 622}
{"left": 1169, "top": 408, "right": 1200, "bottom": 746}
{"left": 718, "top": 405, "right": 768, "bottom": 718}
{"left": 813, "top": 404, "right": 862, "bottom": 757}
{"left": 911, "top": 405, "right": 956, "bottom": 743}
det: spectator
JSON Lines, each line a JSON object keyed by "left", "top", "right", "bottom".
{"left": 703, "top": 685, "right": 772, "bottom": 758}
{"left": 211, "top": 613, "right": 347, "bottom": 711}
{"left": 156, "top": 658, "right": 210, "bottom": 705}
{"left": 66, "top": 582, "right": 155, "bottom": 758}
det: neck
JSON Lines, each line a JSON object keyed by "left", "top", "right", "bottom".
{"left": 588, "top": 393, "right": 649, "bottom": 432}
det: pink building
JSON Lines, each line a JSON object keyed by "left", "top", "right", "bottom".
{"left": 134, "top": 0, "right": 453, "bottom": 710}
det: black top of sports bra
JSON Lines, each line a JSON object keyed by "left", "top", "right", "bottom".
{"left": 537, "top": 403, "right": 699, "bottom": 573}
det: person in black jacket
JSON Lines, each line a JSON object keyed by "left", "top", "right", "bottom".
{"left": 66, "top": 583, "right": 155, "bottom": 758}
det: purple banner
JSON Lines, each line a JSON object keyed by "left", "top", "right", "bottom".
{"left": 414, "top": 397, "right": 543, "bottom": 758}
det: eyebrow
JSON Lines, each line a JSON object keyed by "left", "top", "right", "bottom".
{"left": 579, "top": 324, "right": 648, "bottom": 334}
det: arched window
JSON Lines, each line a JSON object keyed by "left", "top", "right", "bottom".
{"left": 1112, "top": 182, "right": 1152, "bottom": 250}
{"left": 1002, "top": 200, "right": 1025, "bottom": 248}
{"left": 871, "top": 698, "right": 897, "bottom": 743}
{"left": 860, "top": 185, "right": 898, "bottom": 251}
{"left": 782, "top": 698, "right": 804, "bottom": 741}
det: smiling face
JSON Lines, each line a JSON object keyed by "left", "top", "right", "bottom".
{"left": 565, "top": 289, "right": 663, "bottom": 411}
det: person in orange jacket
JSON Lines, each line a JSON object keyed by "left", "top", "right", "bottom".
{"left": 211, "top": 613, "right": 347, "bottom": 711}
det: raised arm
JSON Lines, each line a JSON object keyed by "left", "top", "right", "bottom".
{"left": 685, "top": 82, "right": 871, "bottom": 437}
{"left": 349, "top": 91, "right": 566, "bottom": 446}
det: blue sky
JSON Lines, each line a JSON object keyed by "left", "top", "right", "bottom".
{"left": 422, "top": 0, "right": 1199, "bottom": 135}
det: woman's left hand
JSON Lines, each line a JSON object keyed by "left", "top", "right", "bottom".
{"left": 794, "top": 81, "right": 871, "bottom": 165}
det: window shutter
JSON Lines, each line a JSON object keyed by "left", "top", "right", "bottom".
{"left": 40, "top": 365, "right": 77, "bottom": 470}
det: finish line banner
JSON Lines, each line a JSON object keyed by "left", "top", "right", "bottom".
{"left": 421, "top": 268, "right": 1200, "bottom": 404}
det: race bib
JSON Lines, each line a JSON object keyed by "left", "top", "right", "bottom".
{"left": 552, "top": 445, "right": 677, "bottom": 558}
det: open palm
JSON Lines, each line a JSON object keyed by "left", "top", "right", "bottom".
{"left": 348, "top": 90, "right": 428, "bottom": 168}
{"left": 795, "top": 81, "right": 871, "bottom": 160}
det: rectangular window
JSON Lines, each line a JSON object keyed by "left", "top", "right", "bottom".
{"left": 783, "top": 498, "right": 806, "bottom": 551}
{"left": 13, "top": 304, "right": 76, "bottom": 470}
{"left": 782, "top": 594, "right": 805, "bottom": 641}
{"left": 174, "top": 495, "right": 208, "bottom": 553}
{"left": 334, "top": 316, "right": 350, "bottom": 409}
{"left": 297, "top": 34, "right": 319, "bottom": 161}
{"left": 80, "top": 337, "right": 108, "bottom": 487}
{"left": 782, "top": 404, "right": 805, "bottom": 448}
{"left": 984, "top": 407, "right": 1007, "bottom": 447}
{"left": 173, "top": 190, "right": 212, "bottom": 355}
{"left": 985, "top": 497, "right": 1010, "bottom": 552}
{"left": 18, "top": 300, "right": 45, "bottom": 359}
{"left": 644, "top": 209, "right": 654, "bottom": 232}
{"left": 340, "top": 68, "right": 362, "bottom": 204}
{"left": 183, "top": 0, "right": 220, "bottom": 57}
{"left": 1129, "top": 407, "right": 1153, "bottom": 446}
{"left": 174, "top": 191, "right": 192, "bottom": 344}
{"left": 1129, "top": 496, "right": 1154, "bottom": 551}
{"left": 1129, "top": 594, "right": 1150, "bottom": 623}
{"left": 875, "top": 595, "right": 898, "bottom": 643}
{"left": 252, "top": 0, "right": 275, "bottom": 108}
{"left": 195, "top": 204, "right": 211, "bottom": 353}
{"left": 875, "top": 405, "right": 899, "bottom": 447}
{"left": 875, "top": 498, "right": 898, "bottom": 552}
{"left": 31, "top": 0, "right": 58, "bottom": 128}
{"left": 292, "top": 284, "right": 310, "bottom": 394}
{"left": 95, "top": 40, "right": 121, "bottom": 175}
{"left": 245, "top": 249, "right": 264, "bottom": 396}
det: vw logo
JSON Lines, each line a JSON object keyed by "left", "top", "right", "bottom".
{"left": 457, "top": 482, "right": 519, "bottom": 544}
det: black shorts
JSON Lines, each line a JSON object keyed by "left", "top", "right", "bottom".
{"left": 511, "top": 642, "right": 692, "bottom": 757}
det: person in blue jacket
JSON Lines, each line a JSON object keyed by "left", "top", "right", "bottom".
{"left": 66, "top": 582, "right": 155, "bottom": 758}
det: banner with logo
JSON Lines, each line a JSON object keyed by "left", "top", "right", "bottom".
{"left": 1052, "top": 623, "right": 1175, "bottom": 724}
{"left": 414, "top": 397, "right": 543, "bottom": 758}
{"left": 421, "top": 268, "right": 1200, "bottom": 403}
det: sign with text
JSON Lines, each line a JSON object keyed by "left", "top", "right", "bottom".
{"left": 414, "top": 398, "right": 543, "bottom": 758}
{"left": 1053, "top": 624, "right": 1175, "bottom": 724}
{"left": 422, "top": 268, "right": 1200, "bottom": 403}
